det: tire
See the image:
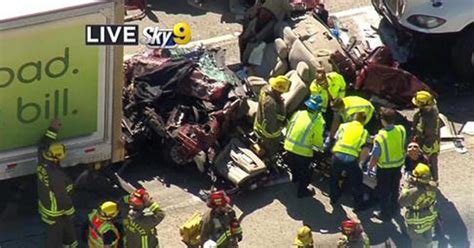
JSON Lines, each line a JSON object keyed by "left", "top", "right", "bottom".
{"left": 451, "top": 29, "right": 474, "bottom": 83}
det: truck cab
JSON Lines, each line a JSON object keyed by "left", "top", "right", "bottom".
{"left": 372, "top": 0, "right": 474, "bottom": 82}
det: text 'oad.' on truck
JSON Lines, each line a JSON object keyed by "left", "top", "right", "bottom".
{"left": 0, "top": 0, "right": 125, "bottom": 180}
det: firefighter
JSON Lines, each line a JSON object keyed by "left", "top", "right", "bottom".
{"left": 293, "top": 225, "right": 314, "bottom": 248}
{"left": 399, "top": 163, "right": 438, "bottom": 248}
{"left": 309, "top": 68, "right": 346, "bottom": 126}
{"left": 369, "top": 107, "right": 406, "bottom": 221}
{"left": 200, "top": 191, "right": 242, "bottom": 248}
{"left": 329, "top": 96, "right": 375, "bottom": 139}
{"left": 87, "top": 201, "right": 121, "bottom": 248}
{"left": 412, "top": 91, "right": 440, "bottom": 181}
{"left": 254, "top": 75, "right": 291, "bottom": 158}
{"left": 36, "top": 119, "right": 78, "bottom": 248}
{"left": 284, "top": 95, "right": 326, "bottom": 198}
{"left": 123, "top": 188, "right": 165, "bottom": 248}
{"left": 337, "top": 219, "right": 370, "bottom": 248}
{"left": 330, "top": 112, "right": 370, "bottom": 211}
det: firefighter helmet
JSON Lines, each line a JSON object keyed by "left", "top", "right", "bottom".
{"left": 129, "top": 188, "right": 149, "bottom": 208}
{"left": 269, "top": 75, "right": 291, "bottom": 93}
{"left": 207, "top": 191, "right": 231, "bottom": 208}
{"left": 413, "top": 163, "right": 431, "bottom": 178}
{"left": 294, "top": 226, "right": 313, "bottom": 246}
{"left": 412, "top": 91, "right": 435, "bottom": 107}
{"left": 99, "top": 201, "right": 119, "bottom": 220}
{"left": 43, "top": 143, "right": 67, "bottom": 162}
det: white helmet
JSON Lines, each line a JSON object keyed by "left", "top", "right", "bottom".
{"left": 203, "top": 240, "right": 218, "bottom": 248}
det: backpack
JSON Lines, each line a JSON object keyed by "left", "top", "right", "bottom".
{"left": 180, "top": 212, "right": 203, "bottom": 246}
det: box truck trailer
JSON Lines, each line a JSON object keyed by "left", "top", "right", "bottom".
{"left": 0, "top": 0, "right": 125, "bottom": 180}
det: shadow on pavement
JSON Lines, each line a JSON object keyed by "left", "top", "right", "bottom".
{"left": 233, "top": 183, "right": 346, "bottom": 234}
{"left": 436, "top": 191, "right": 470, "bottom": 248}
{"left": 119, "top": 153, "right": 212, "bottom": 198}
{"left": 357, "top": 211, "right": 411, "bottom": 247}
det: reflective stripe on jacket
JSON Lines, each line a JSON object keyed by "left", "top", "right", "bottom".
{"left": 342, "top": 96, "right": 374, "bottom": 125}
{"left": 254, "top": 86, "right": 286, "bottom": 139}
{"left": 401, "top": 184, "right": 438, "bottom": 234}
{"left": 124, "top": 202, "right": 165, "bottom": 248}
{"left": 88, "top": 209, "right": 120, "bottom": 248}
{"left": 332, "top": 121, "right": 368, "bottom": 158}
{"left": 375, "top": 125, "right": 406, "bottom": 168}
{"left": 284, "top": 110, "right": 325, "bottom": 157}
{"left": 37, "top": 128, "right": 75, "bottom": 225}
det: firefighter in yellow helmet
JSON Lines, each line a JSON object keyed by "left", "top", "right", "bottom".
{"left": 294, "top": 225, "right": 314, "bottom": 248}
{"left": 412, "top": 90, "right": 440, "bottom": 181}
{"left": 36, "top": 119, "right": 78, "bottom": 248}
{"left": 399, "top": 163, "right": 438, "bottom": 248}
{"left": 87, "top": 201, "right": 121, "bottom": 248}
{"left": 254, "top": 75, "right": 290, "bottom": 158}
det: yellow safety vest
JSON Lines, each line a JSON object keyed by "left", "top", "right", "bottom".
{"left": 332, "top": 121, "right": 368, "bottom": 157}
{"left": 342, "top": 96, "right": 374, "bottom": 125}
{"left": 309, "top": 83, "right": 329, "bottom": 113}
{"left": 309, "top": 72, "right": 346, "bottom": 113}
{"left": 88, "top": 210, "right": 120, "bottom": 248}
{"left": 327, "top": 72, "right": 347, "bottom": 99}
{"left": 284, "top": 110, "right": 325, "bottom": 158}
{"left": 375, "top": 125, "right": 406, "bottom": 168}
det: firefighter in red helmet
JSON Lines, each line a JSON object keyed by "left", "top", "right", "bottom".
{"left": 200, "top": 191, "right": 242, "bottom": 248}
{"left": 337, "top": 219, "right": 370, "bottom": 248}
{"left": 123, "top": 188, "right": 165, "bottom": 248}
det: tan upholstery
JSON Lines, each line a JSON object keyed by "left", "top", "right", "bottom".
{"left": 296, "top": 61, "right": 311, "bottom": 85}
{"left": 282, "top": 26, "right": 298, "bottom": 47}
{"left": 247, "top": 76, "right": 268, "bottom": 95}
{"left": 274, "top": 38, "right": 289, "bottom": 59}
{"left": 282, "top": 70, "right": 310, "bottom": 115}
{"left": 270, "top": 59, "right": 288, "bottom": 77}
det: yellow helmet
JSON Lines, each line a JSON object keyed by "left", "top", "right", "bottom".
{"left": 269, "top": 75, "right": 291, "bottom": 93}
{"left": 412, "top": 163, "right": 431, "bottom": 178}
{"left": 99, "top": 201, "right": 119, "bottom": 220}
{"left": 294, "top": 226, "right": 313, "bottom": 246}
{"left": 412, "top": 91, "right": 434, "bottom": 107}
{"left": 43, "top": 143, "right": 67, "bottom": 162}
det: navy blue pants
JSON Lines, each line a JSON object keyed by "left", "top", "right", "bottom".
{"left": 330, "top": 155, "right": 364, "bottom": 207}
